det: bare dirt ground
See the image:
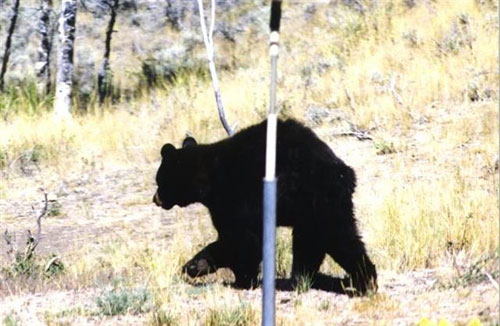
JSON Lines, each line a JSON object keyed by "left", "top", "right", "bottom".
{"left": 0, "top": 270, "right": 497, "bottom": 326}
{"left": 0, "top": 135, "right": 498, "bottom": 325}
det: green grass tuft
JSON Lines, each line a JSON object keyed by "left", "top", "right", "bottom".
{"left": 205, "top": 303, "right": 257, "bottom": 326}
{"left": 96, "top": 286, "right": 152, "bottom": 316}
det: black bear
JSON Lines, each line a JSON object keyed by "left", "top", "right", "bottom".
{"left": 153, "top": 119, "right": 377, "bottom": 294}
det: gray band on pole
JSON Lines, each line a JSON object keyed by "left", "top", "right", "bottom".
{"left": 262, "top": 31, "right": 279, "bottom": 326}
{"left": 262, "top": 178, "right": 277, "bottom": 326}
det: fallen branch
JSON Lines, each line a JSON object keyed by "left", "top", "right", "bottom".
{"left": 331, "top": 130, "right": 373, "bottom": 141}
{"left": 331, "top": 117, "right": 373, "bottom": 141}
{"left": 3, "top": 229, "right": 14, "bottom": 257}
{"left": 44, "top": 255, "right": 61, "bottom": 273}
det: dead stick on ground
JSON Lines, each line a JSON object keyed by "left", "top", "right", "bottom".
{"left": 44, "top": 255, "right": 61, "bottom": 273}
{"left": 3, "top": 229, "right": 14, "bottom": 257}
{"left": 344, "top": 87, "right": 356, "bottom": 111}
{"left": 484, "top": 272, "right": 499, "bottom": 291}
{"left": 26, "top": 188, "right": 48, "bottom": 259}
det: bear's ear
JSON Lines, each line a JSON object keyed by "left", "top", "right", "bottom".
{"left": 182, "top": 137, "right": 197, "bottom": 148}
{"left": 161, "top": 143, "right": 176, "bottom": 159}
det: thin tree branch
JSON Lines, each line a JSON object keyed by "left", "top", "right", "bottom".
{"left": 24, "top": 188, "right": 47, "bottom": 261}
{"left": 196, "top": 0, "right": 234, "bottom": 136}
{"left": 98, "top": 0, "right": 118, "bottom": 104}
{"left": 30, "top": 188, "right": 48, "bottom": 252}
{"left": 209, "top": 0, "right": 215, "bottom": 45}
{"left": 0, "top": 0, "right": 21, "bottom": 91}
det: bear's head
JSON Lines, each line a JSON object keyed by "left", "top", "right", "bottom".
{"left": 153, "top": 136, "right": 206, "bottom": 210}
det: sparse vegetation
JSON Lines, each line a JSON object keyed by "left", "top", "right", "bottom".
{"left": 2, "top": 314, "right": 19, "bottom": 326}
{"left": 0, "top": 0, "right": 497, "bottom": 325}
{"left": 438, "top": 252, "right": 499, "bottom": 290}
{"left": 294, "top": 275, "right": 313, "bottom": 295}
{"left": 205, "top": 303, "right": 258, "bottom": 326}
{"left": 47, "top": 201, "right": 63, "bottom": 217}
{"left": 353, "top": 293, "right": 400, "bottom": 317}
{"left": 96, "top": 286, "right": 152, "bottom": 316}
{"left": 275, "top": 229, "right": 292, "bottom": 278}
{"left": 148, "top": 308, "right": 179, "bottom": 326}
{"left": 44, "top": 254, "right": 65, "bottom": 277}
{"left": 374, "top": 139, "right": 397, "bottom": 155}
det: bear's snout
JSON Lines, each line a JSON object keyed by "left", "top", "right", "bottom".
{"left": 153, "top": 191, "right": 162, "bottom": 207}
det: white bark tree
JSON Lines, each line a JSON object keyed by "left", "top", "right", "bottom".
{"left": 36, "top": 0, "right": 54, "bottom": 95}
{"left": 54, "top": 0, "right": 77, "bottom": 118}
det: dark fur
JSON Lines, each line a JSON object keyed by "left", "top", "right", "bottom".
{"left": 154, "top": 119, "right": 377, "bottom": 294}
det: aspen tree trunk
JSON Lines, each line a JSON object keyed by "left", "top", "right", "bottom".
{"left": 54, "top": 0, "right": 77, "bottom": 118}
{"left": 36, "top": 0, "right": 53, "bottom": 95}
{"left": 98, "top": 0, "right": 118, "bottom": 104}
{"left": 0, "top": 0, "right": 21, "bottom": 92}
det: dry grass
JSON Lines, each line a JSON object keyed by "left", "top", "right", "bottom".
{"left": 0, "top": 0, "right": 498, "bottom": 325}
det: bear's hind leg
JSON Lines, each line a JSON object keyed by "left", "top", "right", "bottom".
{"left": 291, "top": 227, "right": 326, "bottom": 288}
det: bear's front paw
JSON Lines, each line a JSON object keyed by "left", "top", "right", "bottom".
{"left": 182, "top": 258, "right": 214, "bottom": 278}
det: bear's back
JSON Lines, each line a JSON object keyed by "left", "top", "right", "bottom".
{"left": 203, "top": 119, "right": 353, "bottom": 196}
